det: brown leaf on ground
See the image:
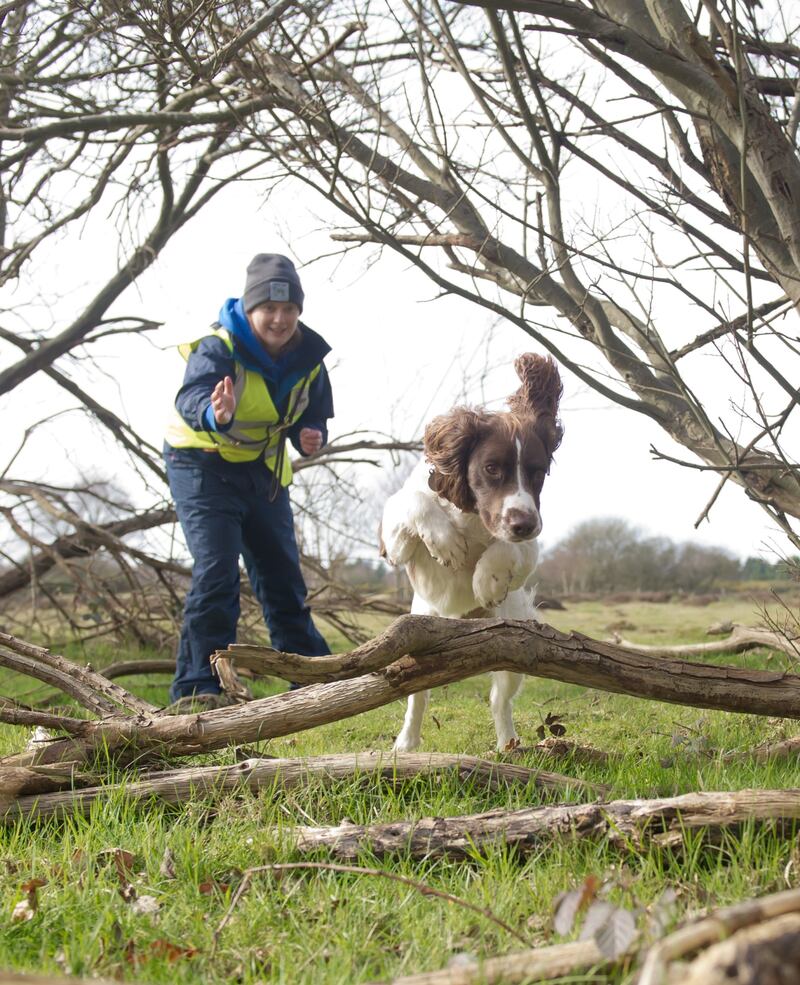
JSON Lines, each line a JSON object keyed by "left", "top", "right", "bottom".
{"left": 199, "top": 880, "right": 230, "bottom": 896}
{"left": 159, "top": 847, "right": 177, "bottom": 880}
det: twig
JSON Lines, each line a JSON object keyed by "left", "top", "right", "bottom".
{"left": 212, "top": 861, "right": 530, "bottom": 958}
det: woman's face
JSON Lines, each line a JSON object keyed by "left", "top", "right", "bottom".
{"left": 247, "top": 301, "right": 301, "bottom": 357}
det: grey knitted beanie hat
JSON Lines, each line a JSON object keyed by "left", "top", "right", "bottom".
{"left": 243, "top": 254, "right": 304, "bottom": 312}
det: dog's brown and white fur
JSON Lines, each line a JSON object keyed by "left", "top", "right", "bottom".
{"left": 381, "top": 354, "right": 563, "bottom": 752}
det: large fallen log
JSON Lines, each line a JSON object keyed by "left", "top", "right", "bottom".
{"left": 3, "top": 614, "right": 800, "bottom": 768}
{"left": 286, "top": 789, "right": 800, "bottom": 859}
{"left": 0, "top": 752, "right": 603, "bottom": 823}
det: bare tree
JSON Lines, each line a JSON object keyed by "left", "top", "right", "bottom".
{"left": 166, "top": 0, "right": 798, "bottom": 545}
{"left": 0, "top": 1, "right": 416, "bottom": 642}
{"left": 4, "top": 0, "right": 800, "bottom": 641}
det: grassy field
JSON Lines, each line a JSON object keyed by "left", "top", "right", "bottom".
{"left": 1, "top": 595, "right": 800, "bottom": 983}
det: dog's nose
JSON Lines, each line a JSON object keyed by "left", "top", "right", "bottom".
{"left": 510, "top": 518, "right": 535, "bottom": 538}
{"left": 506, "top": 509, "right": 538, "bottom": 539}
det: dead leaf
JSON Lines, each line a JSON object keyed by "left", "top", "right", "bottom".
{"left": 13, "top": 876, "right": 46, "bottom": 921}
{"left": 20, "top": 878, "right": 46, "bottom": 895}
{"left": 553, "top": 889, "right": 582, "bottom": 936}
{"left": 11, "top": 898, "right": 35, "bottom": 922}
{"left": 149, "top": 939, "right": 199, "bottom": 961}
{"left": 97, "top": 848, "right": 136, "bottom": 884}
{"left": 579, "top": 901, "right": 616, "bottom": 940}
{"left": 650, "top": 887, "right": 679, "bottom": 936}
{"left": 159, "top": 848, "right": 177, "bottom": 880}
{"left": 132, "top": 895, "right": 161, "bottom": 916}
{"left": 593, "top": 907, "right": 637, "bottom": 959}
{"left": 577, "top": 874, "right": 600, "bottom": 909}
{"left": 553, "top": 875, "right": 600, "bottom": 936}
{"left": 199, "top": 880, "right": 230, "bottom": 896}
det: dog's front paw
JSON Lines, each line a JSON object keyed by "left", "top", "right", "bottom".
{"left": 416, "top": 513, "right": 467, "bottom": 569}
{"left": 472, "top": 542, "right": 520, "bottom": 607}
{"left": 382, "top": 522, "right": 420, "bottom": 566}
{"left": 473, "top": 561, "right": 513, "bottom": 607}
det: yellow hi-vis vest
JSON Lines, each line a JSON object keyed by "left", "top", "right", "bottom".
{"left": 164, "top": 328, "right": 322, "bottom": 486}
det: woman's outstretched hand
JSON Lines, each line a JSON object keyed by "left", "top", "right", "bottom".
{"left": 211, "top": 376, "right": 236, "bottom": 425}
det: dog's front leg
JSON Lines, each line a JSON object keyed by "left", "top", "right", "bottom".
{"left": 393, "top": 690, "right": 430, "bottom": 752}
{"left": 490, "top": 671, "right": 524, "bottom": 750}
{"left": 382, "top": 490, "right": 467, "bottom": 570}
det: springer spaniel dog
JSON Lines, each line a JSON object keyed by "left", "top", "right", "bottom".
{"left": 381, "top": 353, "right": 563, "bottom": 752}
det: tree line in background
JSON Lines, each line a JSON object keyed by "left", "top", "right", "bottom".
{"left": 331, "top": 517, "right": 796, "bottom": 598}
{"left": 534, "top": 518, "right": 796, "bottom": 596}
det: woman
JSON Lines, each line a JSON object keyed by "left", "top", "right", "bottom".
{"left": 164, "top": 253, "right": 333, "bottom": 707}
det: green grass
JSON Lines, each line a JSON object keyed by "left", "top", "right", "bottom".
{"left": 2, "top": 598, "right": 800, "bottom": 983}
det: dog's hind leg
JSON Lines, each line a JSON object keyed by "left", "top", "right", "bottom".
{"left": 489, "top": 671, "right": 524, "bottom": 750}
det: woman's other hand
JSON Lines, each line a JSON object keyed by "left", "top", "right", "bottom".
{"left": 299, "top": 428, "right": 323, "bottom": 455}
{"left": 211, "top": 376, "right": 236, "bottom": 425}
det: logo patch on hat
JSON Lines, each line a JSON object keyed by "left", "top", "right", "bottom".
{"left": 269, "top": 281, "right": 290, "bottom": 302}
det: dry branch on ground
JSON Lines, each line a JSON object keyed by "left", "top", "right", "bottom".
{"left": 366, "top": 939, "right": 627, "bottom": 985}
{"left": 610, "top": 624, "right": 800, "bottom": 662}
{"left": 0, "top": 753, "right": 602, "bottom": 824}
{"left": 372, "top": 888, "right": 800, "bottom": 985}
{"left": 639, "top": 887, "right": 800, "bottom": 985}
{"left": 287, "top": 789, "right": 800, "bottom": 859}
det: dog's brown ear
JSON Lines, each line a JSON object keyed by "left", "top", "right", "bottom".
{"left": 424, "top": 407, "right": 485, "bottom": 512}
{"left": 508, "top": 353, "right": 564, "bottom": 456}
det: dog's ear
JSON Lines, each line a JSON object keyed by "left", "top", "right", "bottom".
{"left": 508, "top": 353, "right": 564, "bottom": 456}
{"left": 424, "top": 407, "right": 485, "bottom": 512}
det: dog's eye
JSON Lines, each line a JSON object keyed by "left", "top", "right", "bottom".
{"left": 484, "top": 463, "right": 500, "bottom": 476}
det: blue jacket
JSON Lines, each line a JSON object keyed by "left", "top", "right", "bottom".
{"left": 166, "top": 298, "right": 333, "bottom": 473}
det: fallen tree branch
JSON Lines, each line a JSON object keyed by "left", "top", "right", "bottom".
{"left": 100, "top": 658, "right": 176, "bottom": 680}
{"left": 7, "top": 615, "right": 800, "bottom": 768}
{"left": 0, "top": 633, "right": 155, "bottom": 716}
{"left": 367, "top": 938, "right": 627, "bottom": 985}
{"left": 285, "top": 788, "right": 800, "bottom": 859}
{"left": 0, "top": 764, "right": 95, "bottom": 811}
{"left": 0, "top": 752, "right": 603, "bottom": 823}
{"left": 609, "top": 624, "right": 799, "bottom": 661}
{"left": 724, "top": 735, "right": 800, "bottom": 764}
{"left": 639, "top": 887, "right": 800, "bottom": 985}
{"left": 682, "top": 912, "right": 800, "bottom": 985}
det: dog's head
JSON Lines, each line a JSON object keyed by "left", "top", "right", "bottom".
{"left": 424, "top": 354, "right": 563, "bottom": 542}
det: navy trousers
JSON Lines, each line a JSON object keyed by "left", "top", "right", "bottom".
{"left": 166, "top": 454, "right": 329, "bottom": 700}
